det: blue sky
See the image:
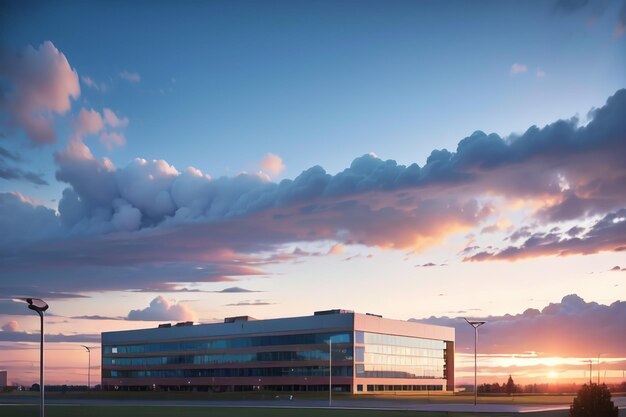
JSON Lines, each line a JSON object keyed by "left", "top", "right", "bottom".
{"left": 3, "top": 0, "right": 624, "bottom": 200}
{"left": 0, "top": 0, "right": 625, "bottom": 386}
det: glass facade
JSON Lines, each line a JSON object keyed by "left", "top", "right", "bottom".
{"left": 101, "top": 314, "right": 453, "bottom": 393}
{"left": 355, "top": 332, "right": 446, "bottom": 379}
{"left": 103, "top": 332, "right": 351, "bottom": 355}
{"left": 102, "top": 331, "right": 353, "bottom": 385}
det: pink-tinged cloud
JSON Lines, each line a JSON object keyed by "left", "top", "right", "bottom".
{"left": 127, "top": 296, "right": 197, "bottom": 321}
{"left": 75, "top": 108, "right": 104, "bottom": 135}
{"left": 99, "top": 131, "right": 126, "bottom": 150}
{"left": 328, "top": 243, "right": 345, "bottom": 254}
{"left": 1, "top": 89, "right": 626, "bottom": 292}
{"left": 536, "top": 70, "right": 546, "bottom": 78}
{"left": 510, "top": 63, "right": 528, "bottom": 74}
{"left": 119, "top": 70, "right": 141, "bottom": 83}
{"left": 465, "top": 209, "right": 626, "bottom": 262}
{"left": 0, "top": 41, "right": 80, "bottom": 144}
{"left": 413, "top": 294, "right": 626, "bottom": 356}
{"left": 1, "top": 321, "right": 19, "bottom": 332}
{"left": 102, "top": 108, "right": 129, "bottom": 128}
{"left": 259, "top": 153, "right": 286, "bottom": 177}
{"left": 81, "top": 75, "right": 107, "bottom": 92}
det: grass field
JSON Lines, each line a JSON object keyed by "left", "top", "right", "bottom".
{"left": 3, "top": 405, "right": 572, "bottom": 417}
{"left": 0, "top": 391, "right": 579, "bottom": 405}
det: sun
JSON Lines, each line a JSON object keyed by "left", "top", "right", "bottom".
{"left": 547, "top": 371, "right": 558, "bottom": 379}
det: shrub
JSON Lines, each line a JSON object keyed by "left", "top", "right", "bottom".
{"left": 570, "top": 383, "right": 618, "bottom": 417}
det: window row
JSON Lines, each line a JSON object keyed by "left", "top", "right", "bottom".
{"left": 363, "top": 352, "right": 445, "bottom": 367}
{"left": 104, "top": 332, "right": 352, "bottom": 355}
{"left": 355, "top": 363, "right": 444, "bottom": 379}
{"left": 103, "top": 348, "right": 353, "bottom": 366}
{"left": 364, "top": 345, "right": 445, "bottom": 358}
{"left": 103, "top": 365, "right": 353, "bottom": 379}
{"left": 362, "top": 332, "right": 446, "bottom": 350}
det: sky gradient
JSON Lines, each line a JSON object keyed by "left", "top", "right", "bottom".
{"left": 0, "top": 0, "right": 625, "bottom": 387}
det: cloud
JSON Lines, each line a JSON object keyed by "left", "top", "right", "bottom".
{"left": 412, "top": 294, "right": 626, "bottom": 356}
{"left": 0, "top": 156, "right": 48, "bottom": 185}
{"left": 70, "top": 315, "right": 125, "bottom": 321}
{"left": 465, "top": 209, "right": 626, "bottom": 261}
{"left": 259, "top": 153, "right": 286, "bottom": 177}
{"left": 510, "top": 63, "right": 528, "bottom": 74}
{"left": 2, "top": 321, "right": 19, "bottom": 332}
{"left": 75, "top": 108, "right": 104, "bottom": 135}
{"left": 0, "top": 192, "right": 61, "bottom": 247}
{"left": 328, "top": 243, "right": 345, "bottom": 255}
{"left": 99, "top": 131, "right": 126, "bottom": 150}
{"left": 127, "top": 296, "right": 197, "bottom": 321}
{"left": 81, "top": 76, "right": 107, "bottom": 92}
{"left": 0, "top": 331, "right": 100, "bottom": 343}
{"left": 617, "top": 0, "right": 626, "bottom": 37}
{"left": 1, "top": 89, "right": 626, "bottom": 292}
{"left": 215, "top": 287, "right": 260, "bottom": 293}
{"left": 224, "top": 299, "right": 275, "bottom": 306}
{"left": 535, "top": 70, "right": 546, "bottom": 78}
{"left": 102, "top": 108, "right": 129, "bottom": 128}
{"left": 119, "top": 70, "right": 141, "bottom": 83}
{"left": 0, "top": 41, "right": 80, "bottom": 144}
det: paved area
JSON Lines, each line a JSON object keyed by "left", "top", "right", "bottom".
{"left": 1, "top": 396, "right": 624, "bottom": 414}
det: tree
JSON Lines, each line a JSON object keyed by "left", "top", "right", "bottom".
{"left": 505, "top": 375, "right": 516, "bottom": 395}
{"left": 570, "top": 383, "right": 618, "bottom": 417}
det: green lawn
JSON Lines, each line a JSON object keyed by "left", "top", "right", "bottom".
{"left": 3, "top": 405, "right": 572, "bottom": 417}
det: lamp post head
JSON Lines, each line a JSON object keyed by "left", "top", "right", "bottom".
{"left": 15, "top": 298, "right": 48, "bottom": 314}
{"left": 463, "top": 318, "right": 486, "bottom": 328}
{"left": 81, "top": 345, "right": 91, "bottom": 352}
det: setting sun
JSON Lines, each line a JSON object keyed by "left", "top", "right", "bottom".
{"left": 548, "top": 371, "right": 558, "bottom": 379}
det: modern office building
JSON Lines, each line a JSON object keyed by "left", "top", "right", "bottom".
{"left": 101, "top": 310, "right": 454, "bottom": 394}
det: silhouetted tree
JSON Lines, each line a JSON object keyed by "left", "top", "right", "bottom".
{"left": 506, "top": 375, "right": 516, "bottom": 395}
{"left": 570, "top": 384, "right": 617, "bottom": 417}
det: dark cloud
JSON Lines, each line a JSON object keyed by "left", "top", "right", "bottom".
{"left": 215, "top": 287, "right": 260, "bottom": 293}
{"left": 412, "top": 294, "right": 626, "bottom": 356}
{"left": 465, "top": 208, "right": 626, "bottom": 261}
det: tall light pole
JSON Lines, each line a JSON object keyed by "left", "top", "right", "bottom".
{"left": 464, "top": 318, "right": 485, "bottom": 406}
{"left": 588, "top": 360, "right": 592, "bottom": 385}
{"left": 20, "top": 298, "right": 48, "bottom": 417}
{"left": 81, "top": 346, "right": 91, "bottom": 392}
{"left": 597, "top": 353, "right": 603, "bottom": 385}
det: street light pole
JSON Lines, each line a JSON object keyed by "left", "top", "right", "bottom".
{"left": 21, "top": 298, "right": 48, "bottom": 417}
{"left": 588, "top": 360, "right": 592, "bottom": 385}
{"left": 464, "top": 318, "right": 486, "bottom": 406}
{"left": 597, "top": 353, "right": 602, "bottom": 385}
{"left": 81, "top": 346, "right": 91, "bottom": 392}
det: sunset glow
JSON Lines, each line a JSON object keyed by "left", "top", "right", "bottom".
{"left": 0, "top": 0, "right": 625, "bottom": 390}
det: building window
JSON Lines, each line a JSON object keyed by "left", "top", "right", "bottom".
{"left": 357, "top": 384, "right": 363, "bottom": 392}
{"left": 355, "top": 331, "right": 364, "bottom": 344}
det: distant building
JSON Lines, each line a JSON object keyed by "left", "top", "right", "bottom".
{"left": 0, "top": 370, "right": 7, "bottom": 389}
{"left": 101, "top": 310, "right": 454, "bottom": 394}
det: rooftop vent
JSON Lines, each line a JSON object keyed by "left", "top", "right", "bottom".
{"left": 158, "top": 323, "right": 172, "bottom": 328}
{"left": 174, "top": 321, "right": 194, "bottom": 327}
{"left": 224, "top": 316, "right": 256, "bottom": 323}
{"left": 314, "top": 309, "right": 354, "bottom": 316}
